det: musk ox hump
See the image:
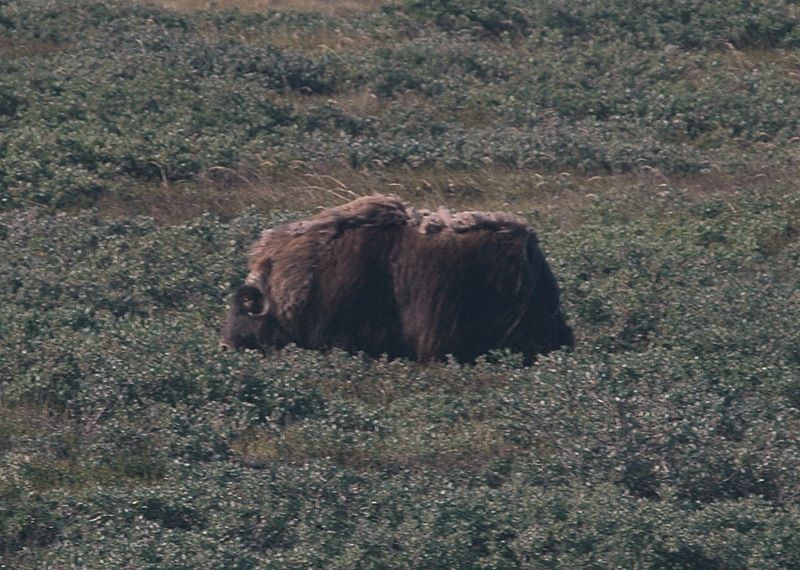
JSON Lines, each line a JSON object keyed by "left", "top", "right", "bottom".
{"left": 244, "top": 194, "right": 411, "bottom": 325}
{"left": 321, "top": 194, "right": 409, "bottom": 232}
{"left": 248, "top": 194, "right": 409, "bottom": 265}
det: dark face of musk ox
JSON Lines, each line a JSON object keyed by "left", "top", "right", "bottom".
{"left": 220, "top": 285, "right": 274, "bottom": 351}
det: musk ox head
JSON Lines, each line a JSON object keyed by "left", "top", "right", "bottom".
{"left": 220, "top": 285, "right": 266, "bottom": 351}
{"left": 221, "top": 195, "right": 573, "bottom": 363}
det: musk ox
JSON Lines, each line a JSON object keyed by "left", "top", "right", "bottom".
{"left": 222, "top": 195, "right": 573, "bottom": 363}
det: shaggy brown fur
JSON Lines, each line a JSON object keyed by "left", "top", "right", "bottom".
{"left": 222, "top": 194, "right": 573, "bottom": 362}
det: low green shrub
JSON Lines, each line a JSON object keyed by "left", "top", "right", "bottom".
{"left": 397, "top": 0, "right": 800, "bottom": 48}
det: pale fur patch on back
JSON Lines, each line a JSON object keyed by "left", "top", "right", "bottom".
{"left": 449, "top": 211, "right": 532, "bottom": 235}
{"left": 411, "top": 207, "right": 533, "bottom": 237}
{"left": 414, "top": 207, "right": 451, "bottom": 235}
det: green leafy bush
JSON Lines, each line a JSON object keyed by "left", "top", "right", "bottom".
{"left": 397, "top": 0, "right": 800, "bottom": 48}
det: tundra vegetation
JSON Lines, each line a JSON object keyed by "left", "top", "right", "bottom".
{"left": 1, "top": 0, "right": 799, "bottom": 567}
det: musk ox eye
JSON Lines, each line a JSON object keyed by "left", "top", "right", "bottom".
{"left": 234, "top": 285, "right": 267, "bottom": 317}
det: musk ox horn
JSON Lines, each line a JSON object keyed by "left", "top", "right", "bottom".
{"left": 249, "top": 301, "right": 271, "bottom": 319}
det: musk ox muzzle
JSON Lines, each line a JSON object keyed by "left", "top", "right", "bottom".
{"left": 222, "top": 194, "right": 573, "bottom": 363}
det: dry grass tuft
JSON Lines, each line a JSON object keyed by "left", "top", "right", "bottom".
{"left": 717, "top": 43, "right": 800, "bottom": 72}
{"left": 192, "top": 19, "right": 378, "bottom": 54}
{"left": 0, "top": 38, "right": 67, "bottom": 58}
{"left": 255, "top": 26, "right": 375, "bottom": 53}
{"left": 138, "top": 0, "right": 396, "bottom": 17}
{"left": 95, "top": 163, "right": 798, "bottom": 232}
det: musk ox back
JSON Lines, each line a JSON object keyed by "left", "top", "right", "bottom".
{"left": 222, "top": 195, "right": 573, "bottom": 363}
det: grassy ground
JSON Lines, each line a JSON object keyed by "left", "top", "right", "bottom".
{"left": 1, "top": 0, "right": 799, "bottom": 567}
{"left": 143, "top": 0, "right": 393, "bottom": 16}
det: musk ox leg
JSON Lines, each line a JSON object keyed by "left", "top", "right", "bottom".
{"left": 291, "top": 225, "right": 408, "bottom": 358}
{"left": 392, "top": 234, "right": 521, "bottom": 362}
{"left": 392, "top": 229, "right": 573, "bottom": 363}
